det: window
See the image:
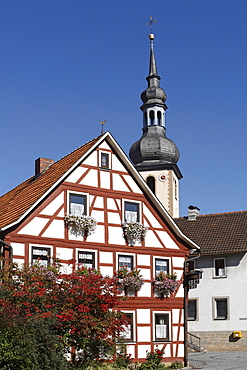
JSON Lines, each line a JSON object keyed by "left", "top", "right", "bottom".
{"left": 188, "top": 299, "right": 197, "bottom": 321}
{"left": 118, "top": 254, "right": 133, "bottom": 271}
{"left": 214, "top": 258, "right": 226, "bottom": 277}
{"left": 124, "top": 201, "right": 139, "bottom": 223}
{"left": 155, "top": 258, "right": 169, "bottom": 275}
{"left": 147, "top": 176, "right": 155, "bottom": 193}
{"left": 157, "top": 110, "right": 162, "bottom": 125}
{"left": 69, "top": 193, "right": 87, "bottom": 216}
{"left": 122, "top": 313, "right": 134, "bottom": 341}
{"left": 214, "top": 298, "right": 228, "bottom": 320}
{"left": 154, "top": 313, "right": 169, "bottom": 341}
{"left": 150, "top": 110, "right": 154, "bottom": 125}
{"left": 100, "top": 152, "right": 109, "bottom": 169}
{"left": 78, "top": 251, "right": 95, "bottom": 269}
{"left": 32, "top": 246, "right": 50, "bottom": 267}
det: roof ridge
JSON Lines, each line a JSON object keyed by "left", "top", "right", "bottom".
{"left": 175, "top": 210, "right": 247, "bottom": 220}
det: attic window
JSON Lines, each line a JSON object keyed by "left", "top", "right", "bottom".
{"left": 69, "top": 193, "right": 87, "bottom": 216}
{"left": 99, "top": 151, "right": 111, "bottom": 170}
{"left": 214, "top": 258, "right": 226, "bottom": 277}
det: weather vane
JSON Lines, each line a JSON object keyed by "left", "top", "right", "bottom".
{"left": 146, "top": 16, "right": 157, "bottom": 33}
{"left": 100, "top": 119, "right": 107, "bottom": 134}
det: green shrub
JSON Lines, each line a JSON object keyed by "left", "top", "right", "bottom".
{"left": 170, "top": 360, "right": 183, "bottom": 369}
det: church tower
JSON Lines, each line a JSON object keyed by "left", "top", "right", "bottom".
{"left": 129, "top": 32, "right": 182, "bottom": 218}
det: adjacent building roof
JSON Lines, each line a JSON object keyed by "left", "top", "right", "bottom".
{"left": 174, "top": 211, "right": 247, "bottom": 255}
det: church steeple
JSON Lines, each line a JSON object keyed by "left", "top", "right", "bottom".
{"left": 129, "top": 31, "right": 182, "bottom": 218}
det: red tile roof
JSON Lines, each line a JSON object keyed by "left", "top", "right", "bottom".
{"left": 0, "top": 136, "right": 101, "bottom": 230}
{"left": 174, "top": 211, "right": 247, "bottom": 255}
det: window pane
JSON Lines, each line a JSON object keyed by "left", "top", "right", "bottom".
{"left": 125, "top": 202, "right": 139, "bottom": 223}
{"left": 216, "top": 299, "right": 227, "bottom": 319}
{"left": 118, "top": 255, "right": 133, "bottom": 271}
{"left": 215, "top": 259, "right": 225, "bottom": 277}
{"left": 155, "top": 314, "right": 169, "bottom": 340}
{"left": 101, "top": 153, "right": 109, "bottom": 168}
{"left": 122, "top": 313, "right": 133, "bottom": 341}
{"left": 155, "top": 259, "right": 168, "bottom": 275}
{"left": 188, "top": 300, "right": 197, "bottom": 321}
{"left": 70, "top": 194, "right": 86, "bottom": 216}
{"left": 78, "top": 251, "right": 95, "bottom": 269}
{"left": 32, "top": 247, "right": 50, "bottom": 267}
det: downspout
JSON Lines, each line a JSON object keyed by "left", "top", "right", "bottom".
{"left": 183, "top": 249, "right": 201, "bottom": 367}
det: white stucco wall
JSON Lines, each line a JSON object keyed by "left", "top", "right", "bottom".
{"left": 188, "top": 252, "right": 247, "bottom": 332}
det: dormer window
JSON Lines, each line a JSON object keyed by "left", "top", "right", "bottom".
{"left": 69, "top": 193, "right": 87, "bottom": 216}
{"left": 124, "top": 201, "right": 140, "bottom": 223}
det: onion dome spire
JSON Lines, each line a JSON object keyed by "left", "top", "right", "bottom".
{"left": 129, "top": 32, "right": 181, "bottom": 173}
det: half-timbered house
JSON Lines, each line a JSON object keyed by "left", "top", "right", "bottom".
{"left": 0, "top": 131, "right": 199, "bottom": 364}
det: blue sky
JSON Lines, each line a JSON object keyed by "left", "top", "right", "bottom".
{"left": 1, "top": 0, "right": 247, "bottom": 217}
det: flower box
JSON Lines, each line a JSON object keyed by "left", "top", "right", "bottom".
{"left": 151, "top": 271, "right": 180, "bottom": 298}
{"left": 64, "top": 214, "right": 97, "bottom": 239}
{"left": 114, "top": 267, "right": 144, "bottom": 295}
{"left": 121, "top": 222, "right": 148, "bottom": 246}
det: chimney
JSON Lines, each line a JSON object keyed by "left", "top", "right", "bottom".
{"left": 188, "top": 205, "right": 200, "bottom": 221}
{"left": 35, "top": 157, "right": 54, "bottom": 177}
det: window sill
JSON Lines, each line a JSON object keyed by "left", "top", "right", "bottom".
{"left": 213, "top": 276, "right": 227, "bottom": 279}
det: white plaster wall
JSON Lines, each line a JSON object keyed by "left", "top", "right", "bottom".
{"left": 82, "top": 151, "right": 97, "bottom": 166}
{"left": 145, "top": 230, "right": 163, "bottom": 248}
{"left": 108, "top": 226, "right": 125, "bottom": 245}
{"left": 65, "top": 167, "right": 87, "bottom": 183}
{"left": 40, "top": 193, "right": 64, "bottom": 215}
{"left": 140, "top": 268, "right": 150, "bottom": 280}
{"left": 156, "top": 231, "right": 179, "bottom": 249}
{"left": 137, "top": 309, "right": 150, "bottom": 324}
{"left": 126, "top": 345, "right": 135, "bottom": 358}
{"left": 111, "top": 154, "right": 126, "bottom": 172}
{"left": 80, "top": 169, "right": 98, "bottom": 187}
{"left": 107, "top": 212, "right": 121, "bottom": 224}
{"left": 143, "top": 205, "right": 162, "bottom": 228}
{"left": 56, "top": 247, "right": 73, "bottom": 260}
{"left": 94, "top": 196, "right": 104, "bottom": 208}
{"left": 188, "top": 253, "right": 247, "bottom": 332}
{"left": 107, "top": 198, "right": 118, "bottom": 210}
{"left": 112, "top": 173, "right": 130, "bottom": 192}
{"left": 91, "top": 210, "right": 104, "bottom": 222}
{"left": 100, "top": 265, "right": 113, "bottom": 277}
{"left": 137, "top": 254, "right": 150, "bottom": 266}
{"left": 137, "top": 326, "right": 151, "bottom": 342}
{"left": 18, "top": 217, "right": 49, "bottom": 236}
{"left": 122, "top": 174, "right": 142, "bottom": 194}
{"left": 138, "top": 345, "right": 151, "bottom": 359}
{"left": 42, "top": 220, "right": 65, "bottom": 239}
{"left": 99, "top": 251, "right": 113, "bottom": 264}
{"left": 138, "top": 282, "right": 151, "bottom": 297}
{"left": 11, "top": 242, "right": 25, "bottom": 256}
{"left": 100, "top": 171, "right": 111, "bottom": 189}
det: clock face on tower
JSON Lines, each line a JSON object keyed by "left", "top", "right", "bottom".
{"left": 159, "top": 174, "right": 166, "bottom": 182}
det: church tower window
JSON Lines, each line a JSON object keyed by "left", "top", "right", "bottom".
{"left": 147, "top": 176, "right": 155, "bottom": 194}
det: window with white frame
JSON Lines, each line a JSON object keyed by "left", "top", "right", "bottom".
{"left": 121, "top": 313, "right": 134, "bottom": 341}
{"left": 32, "top": 246, "right": 51, "bottom": 267}
{"left": 118, "top": 254, "right": 133, "bottom": 271}
{"left": 154, "top": 313, "right": 169, "bottom": 341}
{"left": 214, "top": 258, "right": 226, "bottom": 277}
{"left": 100, "top": 152, "right": 110, "bottom": 169}
{"left": 188, "top": 299, "right": 197, "bottom": 321}
{"left": 213, "top": 298, "right": 228, "bottom": 320}
{"left": 155, "top": 258, "right": 169, "bottom": 276}
{"left": 69, "top": 193, "right": 87, "bottom": 216}
{"left": 78, "top": 250, "right": 95, "bottom": 269}
{"left": 124, "top": 201, "right": 140, "bottom": 223}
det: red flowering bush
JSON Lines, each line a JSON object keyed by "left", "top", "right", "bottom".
{"left": 140, "top": 346, "right": 165, "bottom": 369}
{"left": 0, "top": 260, "right": 128, "bottom": 367}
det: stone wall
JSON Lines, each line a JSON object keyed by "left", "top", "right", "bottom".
{"left": 189, "top": 331, "right": 247, "bottom": 352}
